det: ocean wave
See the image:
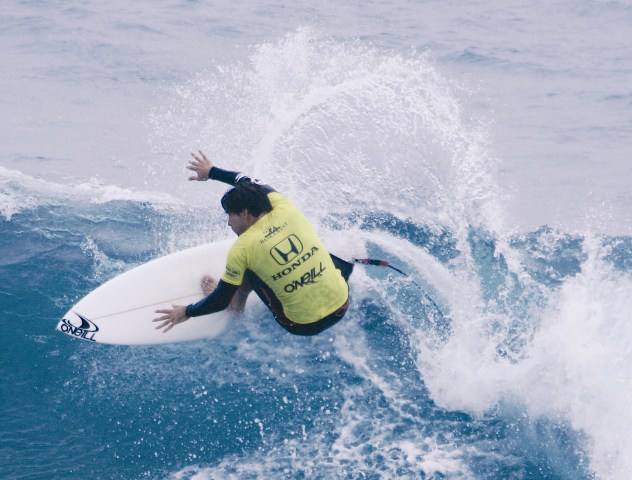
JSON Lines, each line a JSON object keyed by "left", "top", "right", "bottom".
{"left": 0, "top": 165, "right": 185, "bottom": 221}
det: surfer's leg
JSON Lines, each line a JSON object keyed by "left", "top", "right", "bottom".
{"left": 276, "top": 298, "right": 349, "bottom": 336}
{"left": 243, "top": 269, "right": 286, "bottom": 319}
{"left": 330, "top": 254, "right": 354, "bottom": 282}
{"left": 228, "top": 280, "right": 252, "bottom": 313}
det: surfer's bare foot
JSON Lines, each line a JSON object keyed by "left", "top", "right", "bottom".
{"left": 201, "top": 275, "right": 217, "bottom": 296}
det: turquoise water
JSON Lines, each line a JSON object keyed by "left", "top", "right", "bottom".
{"left": 2, "top": 2, "right": 632, "bottom": 479}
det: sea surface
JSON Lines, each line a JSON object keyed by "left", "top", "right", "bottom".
{"left": 2, "top": 1, "right": 632, "bottom": 479}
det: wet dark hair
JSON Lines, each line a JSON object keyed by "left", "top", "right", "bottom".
{"left": 220, "top": 183, "right": 273, "bottom": 217}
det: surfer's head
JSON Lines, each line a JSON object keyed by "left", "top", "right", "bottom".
{"left": 221, "top": 183, "right": 272, "bottom": 235}
{"left": 221, "top": 183, "right": 273, "bottom": 217}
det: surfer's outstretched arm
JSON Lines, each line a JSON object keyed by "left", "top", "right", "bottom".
{"left": 187, "top": 151, "right": 275, "bottom": 191}
{"left": 187, "top": 150, "right": 214, "bottom": 181}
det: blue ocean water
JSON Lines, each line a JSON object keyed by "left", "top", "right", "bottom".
{"left": 3, "top": 1, "right": 632, "bottom": 479}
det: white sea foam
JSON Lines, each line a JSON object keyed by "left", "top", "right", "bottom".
{"left": 150, "top": 28, "right": 502, "bottom": 237}
{"left": 412, "top": 232, "right": 632, "bottom": 479}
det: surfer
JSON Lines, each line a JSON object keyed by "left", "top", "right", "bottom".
{"left": 153, "top": 151, "right": 353, "bottom": 336}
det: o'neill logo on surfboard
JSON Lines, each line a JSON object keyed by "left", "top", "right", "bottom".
{"left": 59, "top": 312, "right": 100, "bottom": 342}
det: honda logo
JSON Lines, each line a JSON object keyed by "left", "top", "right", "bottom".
{"left": 270, "top": 235, "right": 304, "bottom": 265}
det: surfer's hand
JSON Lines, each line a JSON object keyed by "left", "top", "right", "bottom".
{"left": 201, "top": 274, "right": 217, "bottom": 296}
{"left": 188, "top": 150, "right": 213, "bottom": 181}
{"left": 153, "top": 305, "right": 190, "bottom": 333}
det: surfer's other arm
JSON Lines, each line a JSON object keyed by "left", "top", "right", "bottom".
{"left": 153, "top": 280, "right": 241, "bottom": 333}
{"left": 152, "top": 305, "right": 189, "bottom": 333}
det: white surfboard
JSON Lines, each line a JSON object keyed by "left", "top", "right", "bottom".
{"left": 56, "top": 239, "right": 239, "bottom": 345}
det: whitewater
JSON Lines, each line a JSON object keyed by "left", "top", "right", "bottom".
{"left": 2, "top": 1, "right": 632, "bottom": 479}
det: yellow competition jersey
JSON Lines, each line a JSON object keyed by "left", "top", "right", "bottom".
{"left": 221, "top": 192, "right": 348, "bottom": 324}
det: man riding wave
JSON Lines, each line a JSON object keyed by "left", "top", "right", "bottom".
{"left": 153, "top": 151, "right": 352, "bottom": 336}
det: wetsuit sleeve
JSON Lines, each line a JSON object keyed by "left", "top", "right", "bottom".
{"left": 185, "top": 280, "right": 239, "bottom": 317}
{"left": 208, "top": 166, "right": 276, "bottom": 193}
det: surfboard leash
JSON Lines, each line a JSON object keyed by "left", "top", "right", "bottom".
{"left": 352, "top": 258, "right": 445, "bottom": 317}
{"left": 353, "top": 258, "right": 408, "bottom": 277}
